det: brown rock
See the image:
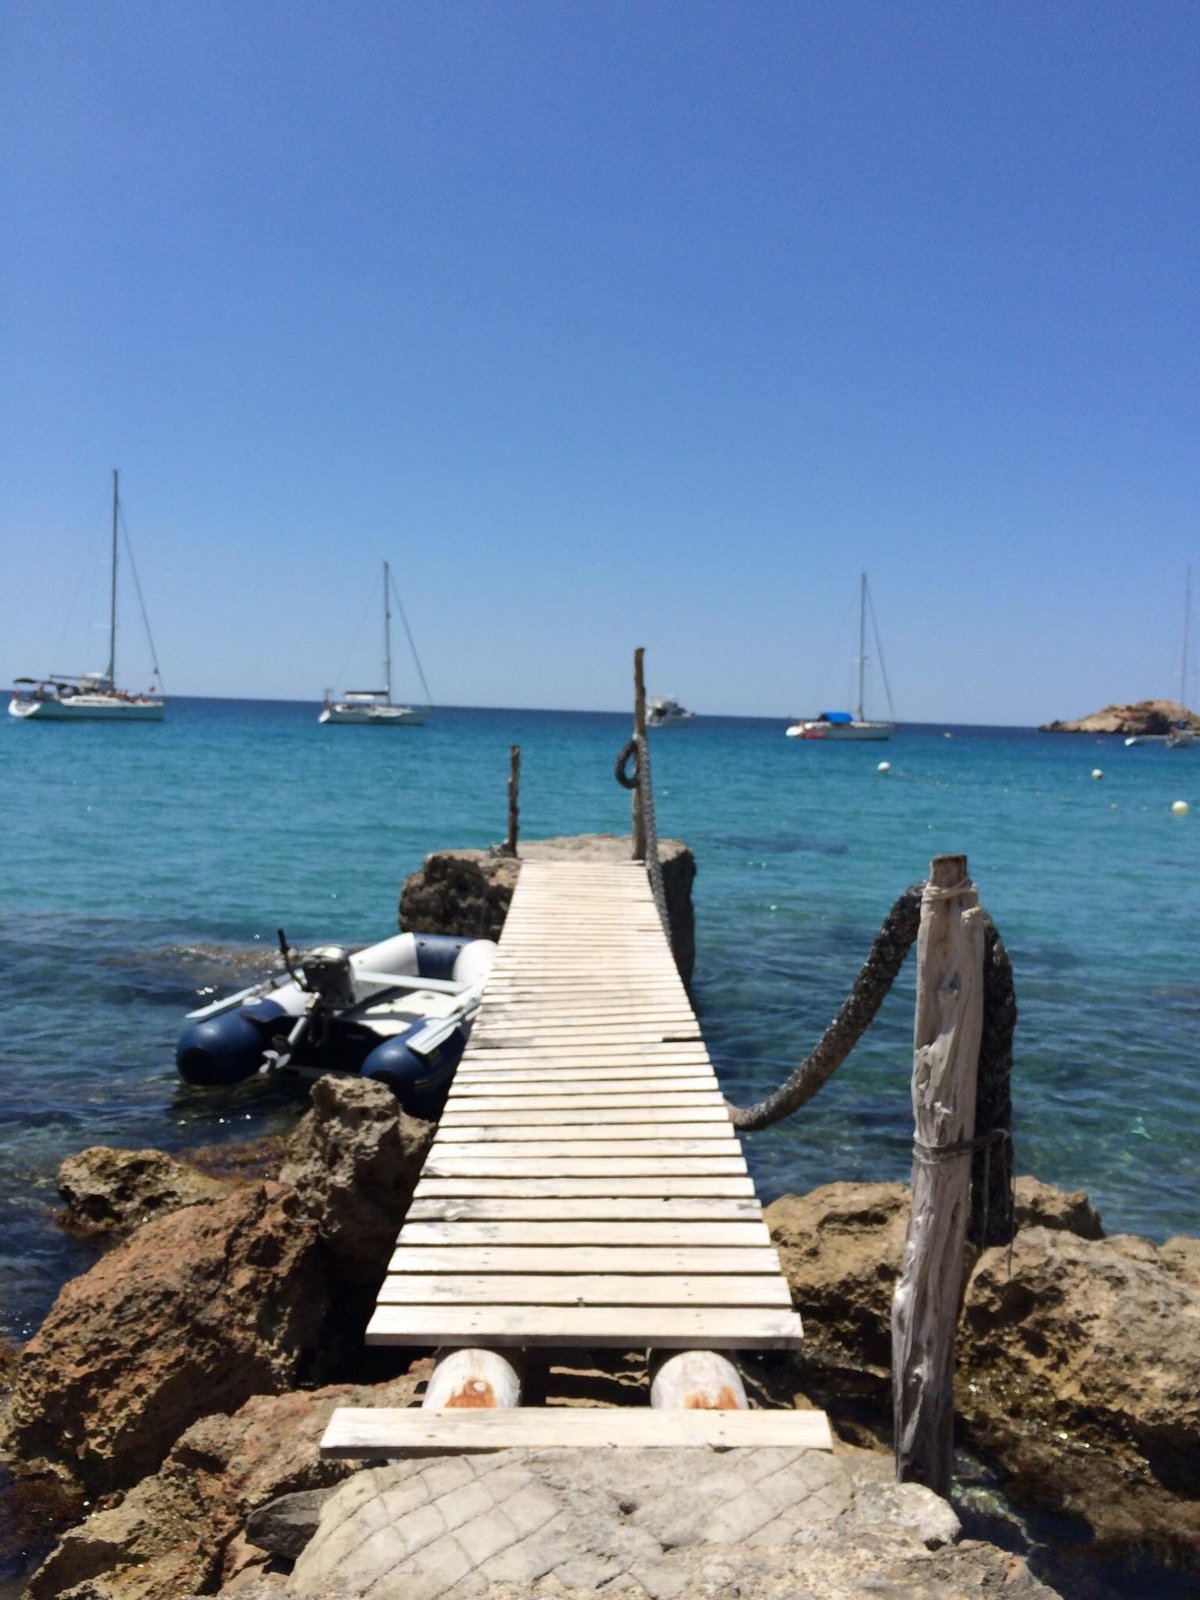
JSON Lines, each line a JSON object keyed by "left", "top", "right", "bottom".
{"left": 1039, "top": 698, "right": 1200, "bottom": 735}
{"left": 960, "top": 1225, "right": 1200, "bottom": 1561}
{"left": 279, "top": 1076, "right": 434, "bottom": 1293}
{"left": 399, "top": 833, "right": 697, "bottom": 983}
{"left": 56, "top": 1146, "right": 235, "bottom": 1238}
{"left": 25, "top": 1370, "right": 427, "bottom": 1600}
{"left": 2, "top": 1182, "right": 328, "bottom": 1495}
{"left": 1013, "top": 1174, "right": 1104, "bottom": 1239}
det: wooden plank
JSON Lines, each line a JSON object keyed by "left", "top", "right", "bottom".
{"left": 387, "top": 1245, "right": 781, "bottom": 1275}
{"left": 406, "top": 1196, "right": 763, "bottom": 1221}
{"left": 437, "top": 1122, "right": 736, "bottom": 1144}
{"left": 397, "top": 1220, "right": 771, "bottom": 1247}
{"left": 431, "top": 1138, "right": 740, "bottom": 1159}
{"left": 376, "top": 1274, "right": 793, "bottom": 1307}
{"left": 439, "top": 1106, "right": 728, "bottom": 1126}
{"left": 412, "top": 1176, "right": 758, "bottom": 1199}
{"left": 365, "top": 1305, "right": 803, "bottom": 1348}
{"left": 426, "top": 1156, "right": 747, "bottom": 1178}
{"left": 443, "top": 1092, "right": 724, "bottom": 1111}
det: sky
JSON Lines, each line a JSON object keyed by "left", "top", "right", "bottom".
{"left": 2, "top": 1, "right": 1198, "bottom": 723}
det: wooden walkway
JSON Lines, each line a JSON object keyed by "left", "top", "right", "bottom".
{"left": 365, "top": 860, "right": 803, "bottom": 1351}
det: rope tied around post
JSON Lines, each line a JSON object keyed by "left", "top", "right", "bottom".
{"left": 614, "top": 733, "right": 670, "bottom": 938}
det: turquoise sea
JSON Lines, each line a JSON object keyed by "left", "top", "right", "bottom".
{"left": 1, "top": 699, "right": 1198, "bottom": 1348}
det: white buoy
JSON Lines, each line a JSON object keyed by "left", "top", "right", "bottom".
{"left": 878, "top": 760, "right": 891, "bottom": 774}
{"left": 1171, "top": 800, "right": 1190, "bottom": 816}
{"left": 1091, "top": 768, "right": 1103, "bottom": 780}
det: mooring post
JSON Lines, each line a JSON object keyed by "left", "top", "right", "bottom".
{"left": 892, "top": 852, "right": 985, "bottom": 1497}
{"left": 504, "top": 743, "right": 520, "bottom": 857}
{"left": 633, "top": 646, "right": 647, "bottom": 860}
{"left": 648, "top": 1349, "right": 748, "bottom": 1410}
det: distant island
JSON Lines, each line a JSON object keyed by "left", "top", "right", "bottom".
{"left": 1040, "top": 698, "right": 1200, "bottom": 735}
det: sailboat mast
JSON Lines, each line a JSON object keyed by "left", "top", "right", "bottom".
{"left": 1182, "top": 565, "right": 1193, "bottom": 711}
{"left": 106, "top": 468, "right": 119, "bottom": 687}
{"left": 857, "top": 571, "right": 867, "bottom": 723}
{"left": 383, "top": 560, "right": 393, "bottom": 705}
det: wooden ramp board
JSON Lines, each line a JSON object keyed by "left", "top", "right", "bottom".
{"left": 369, "top": 860, "right": 802, "bottom": 1351}
{"left": 321, "top": 1405, "right": 833, "bottom": 1457}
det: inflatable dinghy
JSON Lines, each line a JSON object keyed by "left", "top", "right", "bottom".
{"left": 176, "top": 931, "right": 497, "bottom": 1120}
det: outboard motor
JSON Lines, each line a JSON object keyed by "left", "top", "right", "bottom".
{"left": 298, "top": 946, "right": 355, "bottom": 1009}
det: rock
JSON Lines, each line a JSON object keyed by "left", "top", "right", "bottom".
{"left": 769, "top": 1180, "right": 1200, "bottom": 1569}
{"left": 56, "top": 1145, "right": 236, "bottom": 1237}
{"left": 399, "top": 833, "right": 697, "bottom": 983}
{"left": 1039, "top": 698, "right": 1200, "bottom": 735}
{"left": 960, "top": 1225, "right": 1200, "bottom": 1563}
{"left": 279, "top": 1076, "right": 434, "bottom": 1293}
{"left": 245, "top": 1488, "right": 336, "bottom": 1561}
{"left": 25, "top": 1370, "right": 427, "bottom": 1600}
{"left": 1013, "top": 1175, "right": 1104, "bottom": 1239}
{"left": 1, "top": 1181, "right": 328, "bottom": 1495}
{"left": 285, "top": 1445, "right": 1058, "bottom": 1599}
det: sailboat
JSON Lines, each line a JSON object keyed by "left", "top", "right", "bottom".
{"left": 786, "top": 572, "right": 895, "bottom": 741}
{"left": 319, "top": 561, "right": 431, "bottom": 726}
{"left": 1125, "top": 567, "right": 1198, "bottom": 749}
{"left": 8, "top": 471, "right": 165, "bottom": 722}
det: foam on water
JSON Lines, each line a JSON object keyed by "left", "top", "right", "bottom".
{"left": 1, "top": 698, "right": 1197, "bottom": 1340}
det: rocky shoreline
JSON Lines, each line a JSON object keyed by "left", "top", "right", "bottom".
{"left": 1039, "top": 698, "right": 1200, "bottom": 735}
{"left": 2, "top": 841, "right": 1197, "bottom": 1598}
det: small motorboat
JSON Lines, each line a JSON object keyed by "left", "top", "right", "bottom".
{"left": 175, "top": 930, "right": 497, "bottom": 1120}
{"left": 647, "top": 695, "right": 694, "bottom": 727}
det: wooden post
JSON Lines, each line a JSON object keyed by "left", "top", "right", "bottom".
{"left": 422, "top": 1347, "right": 523, "bottom": 1409}
{"left": 633, "top": 647, "right": 647, "bottom": 861}
{"left": 649, "top": 1350, "right": 748, "bottom": 1410}
{"left": 892, "top": 853, "right": 985, "bottom": 1497}
{"left": 504, "top": 744, "right": 520, "bottom": 858}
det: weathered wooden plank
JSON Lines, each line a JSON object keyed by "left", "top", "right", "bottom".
{"left": 387, "top": 1245, "right": 781, "bottom": 1275}
{"left": 425, "top": 1155, "right": 747, "bottom": 1178}
{"left": 431, "top": 1138, "right": 740, "bottom": 1160}
{"left": 364, "top": 1305, "right": 803, "bottom": 1348}
{"left": 438, "top": 1122, "right": 735, "bottom": 1144}
{"left": 412, "top": 1175, "right": 758, "bottom": 1199}
{"left": 406, "top": 1196, "right": 762, "bottom": 1221}
{"left": 397, "top": 1220, "right": 771, "bottom": 1248}
{"left": 443, "top": 1092, "right": 724, "bottom": 1111}
{"left": 439, "top": 1106, "right": 728, "bottom": 1126}
{"left": 376, "top": 1273, "right": 792, "bottom": 1306}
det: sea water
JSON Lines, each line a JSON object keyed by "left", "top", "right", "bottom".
{"left": 1, "top": 700, "right": 1197, "bottom": 1345}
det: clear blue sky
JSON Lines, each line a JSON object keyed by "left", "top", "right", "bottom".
{"left": 2, "top": 1, "right": 1197, "bottom": 722}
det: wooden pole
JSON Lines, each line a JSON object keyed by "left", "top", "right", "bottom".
{"left": 892, "top": 853, "right": 985, "bottom": 1497}
{"left": 649, "top": 1350, "right": 748, "bottom": 1410}
{"left": 504, "top": 744, "right": 520, "bottom": 858}
{"left": 633, "top": 647, "right": 647, "bottom": 861}
{"left": 422, "top": 1347, "right": 523, "bottom": 1409}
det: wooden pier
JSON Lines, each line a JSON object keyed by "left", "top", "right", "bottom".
{"left": 323, "top": 859, "right": 831, "bottom": 1455}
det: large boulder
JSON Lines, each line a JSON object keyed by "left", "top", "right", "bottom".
{"left": 768, "top": 1178, "right": 1200, "bottom": 1569}
{"left": 279, "top": 1076, "right": 434, "bottom": 1293}
{"left": 399, "top": 834, "right": 697, "bottom": 983}
{"left": 56, "top": 1145, "right": 236, "bottom": 1238}
{"left": 24, "top": 1371, "right": 427, "bottom": 1600}
{"left": 287, "top": 1445, "right": 1057, "bottom": 1600}
{"left": 1, "top": 1182, "right": 328, "bottom": 1495}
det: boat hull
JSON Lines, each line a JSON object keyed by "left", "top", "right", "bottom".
{"left": 9, "top": 695, "right": 164, "bottom": 722}
{"left": 786, "top": 720, "right": 892, "bottom": 741}
{"left": 318, "top": 704, "right": 428, "bottom": 725}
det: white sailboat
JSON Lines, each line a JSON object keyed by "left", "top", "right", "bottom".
{"left": 1125, "top": 567, "right": 1197, "bottom": 749}
{"left": 9, "top": 471, "right": 165, "bottom": 722}
{"left": 786, "top": 572, "right": 895, "bottom": 741}
{"left": 319, "top": 561, "right": 431, "bottom": 726}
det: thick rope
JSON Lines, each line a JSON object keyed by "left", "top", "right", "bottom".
{"left": 615, "top": 735, "right": 670, "bottom": 936}
{"left": 724, "top": 885, "right": 1016, "bottom": 1248}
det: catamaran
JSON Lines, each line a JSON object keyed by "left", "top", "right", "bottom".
{"left": 9, "top": 471, "right": 165, "bottom": 722}
{"left": 786, "top": 572, "right": 895, "bottom": 741}
{"left": 319, "top": 561, "right": 431, "bottom": 725}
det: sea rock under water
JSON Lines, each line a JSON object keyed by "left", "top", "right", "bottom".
{"left": 56, "top": 1144, "right": 236, "bottom": 1238}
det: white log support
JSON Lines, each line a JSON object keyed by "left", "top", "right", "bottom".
{"left": 422, "top": 1347, "right": 523, "bottom": 1409}
{"left": 649, "top": 1349, "right": 748, "bottom": 1410}
{"left": 892, "top": 853, "right": 986, "bottom": 1496}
